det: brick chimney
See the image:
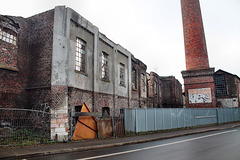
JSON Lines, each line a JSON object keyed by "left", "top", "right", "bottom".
{"left": 181, "top": 0, "right": 216, "bottom": 108}
{"left": 181, "top": 0, "right": 209, "bottom": 70}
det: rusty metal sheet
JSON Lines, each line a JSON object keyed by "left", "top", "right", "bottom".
{"left": 72, "top": 103, "right": 97, "bottom": 140}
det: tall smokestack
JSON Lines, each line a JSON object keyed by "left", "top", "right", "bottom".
{"left": 181, "top": 0, "right": 216, "bottom": 108}
{"left": 181, "top": 0, "right": 209, "bottom": 70}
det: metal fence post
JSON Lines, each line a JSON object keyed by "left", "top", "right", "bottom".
{"left": 162, "top": 108, "right": 165, "bottom": 130}
{"left": 124, "top": 109, "right": 126, "bottom": 134}
{"left": 145, "top": 109, "right": 148, "bottom": 132}
{"left": 183, "top": 108, "right": 186, "bottom": 128}
{"left": 154, "top": 108, "right": 157, "bottom": 131}
{"left": 170, "top": 108, "right": 172, "bottom": 129}
{"left": 70, "top": 109, "right": 74, "bottom": 138}
{"left": 112, "top": 109, "right": 115, "bottom": 137}
{"left": 135, "top": 109, "right": 138, "bottom": 133}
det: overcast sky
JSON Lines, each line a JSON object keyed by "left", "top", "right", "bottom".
{"left": 1, "top": 0, "right": 240, "bottom": 84}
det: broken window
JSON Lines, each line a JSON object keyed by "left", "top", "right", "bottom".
{"left": 0, "top": 27, "right": 17, "bottom": 45}
{"left": 75, "top": 38, "right": 86, "bottom": 73}
{"left": 102, "top": 107, "right": 110, "bottom": 117}
{"left": 154, "top": 81, "right": 157, "bottom": 95}
{"left": 141, "top": 74, "right": 146, "bottom": 92}
{"left": 159, "top": 84, "right": 162, "bottom": 98}
{"left": 214, "top": 74, "right": 227, "bottom": 96}
{"left": 132, "top": 68, "right": 137, "bottom": 90}
{"left": 101, "top": 52, "right": 109, "bottom": 81}
{"left": 119, "top": 63, "right": 125, "bottom": 86}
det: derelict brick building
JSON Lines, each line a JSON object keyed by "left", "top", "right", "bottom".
{"left": 161, "top": 76, "right": 183, "bottom": 108}
{"left": 214, "top": 70, "right": 240, "bottom": 108}
{"left": 0, "top": 6, "right": 183, "bottom": 140}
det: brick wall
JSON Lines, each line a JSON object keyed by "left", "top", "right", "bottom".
{"left": 94, "top": 92, "right": 114, "bottom": 114}
{"left": 0, "top": 42, "right": 18, "bottom": 69}
{"left": 182, "top": 69, "right": 216, "bottom": 108}
{"left": 68, "top": 87, "right": 93, "bottom": 111}
{"left": 161, "top": 76, "right": 183, "bottom": 108}
{"left": 130, "top": 57, "right": 147, "bottom": 108}
{"left": 0, "top": 16, "right": 30, "bottom": 108}
{"left": 148, "top": 72, "right": 162, "bottom": 108}
{"left": 131, "top": 58, "right": 140, "bottom": 108}
{"left": 26, "top": 10, "right": 54, "bottom": 109}
{"left": 214, "top": 70, "right": 240, "bottom": 108}
{"left": 116, "top": 96, "right": 129, "bottom": 109}
{"left": 27, "top": 9, "right": 54, "bottom": 88}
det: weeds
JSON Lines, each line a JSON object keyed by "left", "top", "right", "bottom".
{"left": 0, "top": 129, "right": 51, "bottom": 146}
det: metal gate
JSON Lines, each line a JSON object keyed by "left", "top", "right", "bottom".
{"left": 112, "top": 108, "right": 125, "bottom": 137}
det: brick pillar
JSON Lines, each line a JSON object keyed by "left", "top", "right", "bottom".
{"left": 181, "top": 0, "right": 216, "bottom": 108}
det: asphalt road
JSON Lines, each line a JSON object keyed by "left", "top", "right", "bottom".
{"left": 30, "top": 127, "right": 240, "bottom": 160}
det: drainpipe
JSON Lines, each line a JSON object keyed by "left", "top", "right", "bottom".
{"left": 128, "top": 54, "right": 131, "bottom": 108}
{"left": 92, "top": 26, "right": 99, "bottom": 112}
{"left": 113, "top": 48, "right": 117, "bottom": 116}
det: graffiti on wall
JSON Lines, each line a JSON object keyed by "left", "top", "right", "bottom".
{"left": 189, "top": 88, "right": 212, "bottom": 104}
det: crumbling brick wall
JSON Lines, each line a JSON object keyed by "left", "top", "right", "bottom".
{"left": 130, "top": 57, "right": 148, "bottom": 108}
{"left": 94, "top": 92, "right": 114, "bottom": 114}
{"left": 0, "top": 16, "right": 30, "bottom": 108}
{"left": 214, "top": 70, "right": 240, "bottom": 108}
{"left": 161, "top": 76, "right": 183, "bottom": 108}
{"left": 68, "top": 87, "right": 93, "bottom": 111}
{"left": 131, "top": 57, "right": 140, "bottom": 108}
{"left": 26, "top": 9, "right": 54, "bottom": 109}
{"left": 148, "top": 72, "right": 162, "bottom": 108}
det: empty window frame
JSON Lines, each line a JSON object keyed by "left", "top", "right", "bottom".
{"left": 101, "top": 52, "right": 109, "bottom": 80}
{"left": 0, "top": 27, "right": 17, "bottom": 45}
{"left": 154, "top": 81, "right": 157, "bottom": 95}
{"left": 119, "top": 63, "right": 125, "bottom": 86}
{"left": 75, "top": 38, "right": 86, "bottom": 72}
{"left": 132, "top": 68, "right": 137, "bottom": 90}
{"left": 141, "top": 74, "right": 146, "bottom": 92}
{"left": 102, "top": 107, "right": 110, "bottom": 117}
{"left": 215, "top": 74, "right": 227, "bottom": 96}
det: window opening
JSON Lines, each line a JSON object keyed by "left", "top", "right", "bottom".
{"left": 215, "top": 74, "right": 227, "bottom": 96}
{"left": 75, "top": 38, "right": 86, "bottom": 72}
{"left": 119, "top": 63, "right": 125, "bottom": 86}
{"left": 132, "top": 68, "right": 137, "bottom": 90}
{"left": 0, "top": 27, "right": 17, "bottom": 45}
{"left": 101, "top": 52, "right": 109, "bottom": 80}
{"left": 154, "top": 81, "right": 157, "bottom": 95}
{"left": 141, "top": 74, "right": 146, "bottom": 92}
{"left": 102, "top": 107, "right": 110, "bottom": 118}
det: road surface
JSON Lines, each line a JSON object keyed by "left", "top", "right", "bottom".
{"left": 30, "top": 127, "right": 240, "bottom": 160}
